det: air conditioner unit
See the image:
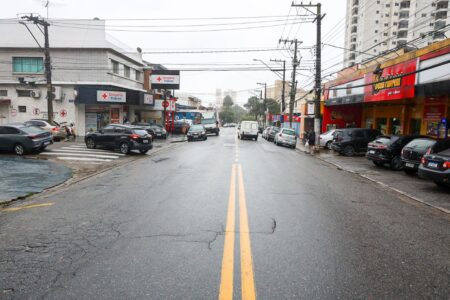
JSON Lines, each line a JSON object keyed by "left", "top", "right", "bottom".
{"left": 52, "top": 86, "right": 62, "bottom": 101}
{"left": 30, "top": 90, "right": 41, "bottom": 98}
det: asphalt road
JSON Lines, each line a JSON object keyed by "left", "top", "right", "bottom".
{"left": 1, "top": 128, "right": 449, "bottom": 299}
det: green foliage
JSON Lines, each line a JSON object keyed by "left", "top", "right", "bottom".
{"left": 265, "top": 98, "right": 280, "bottom": 115}
{"left": 219, "top": 110, "right": 235, "bottom": 123}
{"left": 223, "top": 95, "right": 234, "bottom": 108}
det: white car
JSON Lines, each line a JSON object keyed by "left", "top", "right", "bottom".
{"left": 274, "top": 128, "right": 297, "bottom": 149}
{"left": 238, "top": 121, "right": 258, "bottom": 141}
{"left": 319, "top": 129, "right": 336, "bottom": 149}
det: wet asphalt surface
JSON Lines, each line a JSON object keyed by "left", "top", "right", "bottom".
{"left": 0, "top": 128, "right": 449, "bottom": 299}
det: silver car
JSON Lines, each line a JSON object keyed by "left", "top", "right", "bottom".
{"left": 319, "top": 129, "right": 336, "bottom": 149}
{"left": 274, "top": 128, "right": 297, "bottom": 149}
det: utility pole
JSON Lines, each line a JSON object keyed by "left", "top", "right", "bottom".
{"left": 270, "top": 59, "right": 286, "bottom": 121}
{"left": 256, "top": 82, "right": 267, "bottom": 126}
{"left": 292, "top": 2, "right": 325, "bottom": 146}
{"left": 21, "top": 14, "right": 54, "bottom": 123}
{"left": 279, "top": 39, "right": 300, "bottom": 128}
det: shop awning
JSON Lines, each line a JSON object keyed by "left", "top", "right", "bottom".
{"left": 0, "top": 99, "right": 11, "bottom": 105}
{"left": 324, "top": 94, "right": 363, "bottom": 106}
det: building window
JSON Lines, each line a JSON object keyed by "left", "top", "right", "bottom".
{"left": 135, "top": 71, "right": 141, "bottom": 81}
{"left": 377, "top": 0, "right": 380, "bottom": 3}
{"left": 12, "top": 57, "right": 44, "bottom": 73}
{"left": 386, "top": 3, "right": 390, "bottom": 7}
{"left": 422, "top": 13, "right": 426, "bottom": 17}
{"left": 18, "top": 106, "right": 26, "bottom": 112}
{"left": 394, "top": 12, "right": 398, "bottom": 16}
{"left": 375, "top": 30, "right": 378, "bottom": 33}
{"left": 395, "top": 2, "right": 399, "bottom": 6}
{"left": 124, "top": 65, "right": 130, "bottom": 78}
{"left": 375, "top": 20, "right": 379, "bottom": 24}
{"left": 384, "top": 23, "right": 389, "bottom": 27}
{"left": 0, "top": 90, "right": 7, "bottom": 96}
{"left": 392, "top": 41, "right": 397, "bottom": 45}
{"left": 374, "top": 39, "right": 378, "bottom": 43}
{"left": 17, "top": 90, "right": 31, "bottom": 97}
{"left": 384, "top": 32, "right": 388, "bottom": 36}
{"left": 376, "top": 10, "right": 379, "bottom": 13}
{"left": 393, "top": 31, "right": 397, "bottom": 35}
{"left": 111, "top": 60, "right": 119, "bottom": 74}
{"left": 385, "top": 14, "right": 389, "bottom": 17}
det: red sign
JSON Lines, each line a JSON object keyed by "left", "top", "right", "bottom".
{"left": 10, "top": 108, "right": 17, "bottom": 117}
{"left": 60, "top": 109, "right": 67, "bottom": 118}
{"left": 283, "top": 115, "right": 301, "bottom": 123}
{"left": 162, "top": 100, "right": 169, "bottom": 108}
{"left": 364, "top": 59, "right": 417, "bottom": 102}
{"left": 424, "top": 104, "right": 446, "bottom": 120}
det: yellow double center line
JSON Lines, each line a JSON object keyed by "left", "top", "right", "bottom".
{"left": 219, "top": 164, "right": 256, "bottom": 300}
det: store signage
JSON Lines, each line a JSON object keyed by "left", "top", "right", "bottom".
{"left": 150, "top": 70, "right": 180, "bottom": 90}
{"left": 307, "top": 102, "right": 315, "bottom": 115}
{"left": 97, "top": 90, "right": 126, "bottom": 103}
{"left": 364, "top": 59, "right": 417, "bottom": 102}
{"left": 142, "top": 93, "right": 154, "bottom": 105}
{"left": 424, "top": 104, "right": 446, "bottom": 120}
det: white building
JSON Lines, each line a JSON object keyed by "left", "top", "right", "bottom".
{"left": 0, "top": 19, "right": 164, "bottom": 136}
{"left": 344, "top": 0, "right": 450, "bottom": 66}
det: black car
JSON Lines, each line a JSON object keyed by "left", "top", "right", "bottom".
{"left": 401, "top": 138, "right": 450, "bottom": 174}
{"left": 267, "top": 126, "right": 281, "bottom": 142}
{"left": 366, "top": 135, "right": 426, "bottom": 170}
{"left": 0, "top": 124, "right": 52, "bottom": 155}
{"left": 149, "top": 124, "right": 167, "bottom": 139}
{"left": 85, "top": 124, "right": 152, "bottom": 154}
{"left": 187, "top": 124, "right": 207, "bottom": 141}
{"left": 331, "top": 128, "right": 381, "bottom": 156}
{"left": 418, "top": 148, "right": 450, "bottom": 187}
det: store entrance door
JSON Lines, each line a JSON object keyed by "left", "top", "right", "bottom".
{"left": 376, "top": 118, "right": 387, "bottom": 135}
{"left": 97, "top": 112, "right": 110, "bottom": 130}
{"left": 409, "top": 118, "right": 421, "bottom": 135}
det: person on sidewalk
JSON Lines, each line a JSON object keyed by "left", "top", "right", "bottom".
{"left": 308, "top": 129, "right": 316, "bottom": 154}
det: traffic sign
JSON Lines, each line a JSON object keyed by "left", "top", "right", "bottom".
{"left": 162, "top": 100, "right": 169, "bottom": 108}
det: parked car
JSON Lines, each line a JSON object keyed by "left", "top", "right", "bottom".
{"left": 274, "top": 128, "right": 297, "bottom": 149}
{"left": 319, "top": 129, "right": 336, "bottom": 149}
{"left": 418, "top": 148, "right": 450, "bottom": 187}
{"left": 331, "top": 128, "right": 381, "bottom": 156}
{"left": 0, "top": 124, "right": 52, "bottom": 155}
{"left": 401, "top": 138, "right": 450, "bottom": 174}
{"left": 187, "top": 124, "right": 207, "bottom": 141}
{"left": 149, "top": 124, "right": 167, "bottom": 139}
{"left": 134, "top": 123, "right": 156, "bottom": 140}
{"left": 267, "top": 126, "right": 281, "bottom": 142}
{"left": 85, "top": 124, "right": 152, "bottom": 154}
{"left": 238, "top": 121, "right": 259, "bottom": 140}
{"left": 24, "top": 119, "right": 66, "bottom": 141}
{"left": 366, "top": 135, "right": 427, "bottom": 170}
{"left": 258, "top": 126, "right": 264, "bottom": 134}
{"left": 262, "top": 127, "right": 271, "bottom": 139}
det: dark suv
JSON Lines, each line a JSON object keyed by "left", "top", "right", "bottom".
{"left": 401, "top": 138, "right": 450, "bottom": 174}
{"left": 331, "top": 128, "right": 381, "bottom": 156}
{"left": 366, "top": 135, "right": 426, "bottom": 170}
{"left": 85, "top": 124, "right": 152, "bottom": 154}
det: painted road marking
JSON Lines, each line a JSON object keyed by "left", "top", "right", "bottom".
{"left": 56, "top": 157, "right": 113, "bottom": 162}
{"left": 219, "top": 164, "right": 237, "bottom": 300}
{"left": 55, "top": 149, "right": 125, "bottom": 155}
{"left": 1, "top": 202, "right": 54, "bottom": 212}
{"left": 237, "top": 164, "right": 256, "bottom": 300}
{"left": 40, "top": 152, "right": 120, "bottom": 159}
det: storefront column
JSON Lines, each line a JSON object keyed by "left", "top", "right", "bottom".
{"left": 401, "top": 104, "right": 410, "bottom": 135}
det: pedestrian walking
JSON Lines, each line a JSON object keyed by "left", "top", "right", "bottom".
{"left": 307, "top": 129, "right": 316, "bottom": 154}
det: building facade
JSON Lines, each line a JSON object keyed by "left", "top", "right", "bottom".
{"left": 344, "top": 0, "right": 450, "bottom": 67}
{"left": 0, "top": 19, "right": 166, "bottom": 136}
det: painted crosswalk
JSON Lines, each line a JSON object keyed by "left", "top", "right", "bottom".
{"left": 40, "top": 144, "right": 124, "bottom": 164}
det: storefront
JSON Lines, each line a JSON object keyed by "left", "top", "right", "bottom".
{"left": 75, "top": 85, "right": 141, "bottom": 134}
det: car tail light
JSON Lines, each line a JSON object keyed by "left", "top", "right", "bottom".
{"left": 425, "top": 148, "right": 432, "bottom": 155}
{"left": 130, "top": 134, "right": 140, "bottom": 139}
{"left": 52, "top": 127, "right": 59, "bottom": 132}
{"left": 443, "top": 161, "right": 450, "bottom": 169}
{"left": 421, "top": 157, "right": 427, "bottom": 165}
{"left": 27, "top": 135, "right": 38, "bottom": 140}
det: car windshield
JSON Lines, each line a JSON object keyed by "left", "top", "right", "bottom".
{"left": 202, "top": 118, "right": 216, "bottom": 124}
{"left": 132, "top": 129, "right": 148, "bottom": 136}
{"left": 282, "top": 129, "right": 295, "bottom": 136}
{"left": 190, "top": 125, "right": 204, "bottom": 131}
{"left": 20, "top": 126, "right": 45, "bottom": 134}
{"left": 405, "top": 138, "right": 436, "bottom": 151}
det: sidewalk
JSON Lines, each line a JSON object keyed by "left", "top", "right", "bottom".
{"left": 296, "top": 140, "right": 450, "bottom": 214}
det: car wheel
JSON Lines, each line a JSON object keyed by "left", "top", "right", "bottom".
{"left": 404, "top": 168, "right": 416, "bottom": 175}
{"left": 373, "top": 161, "right": 384, "bottom": 167}
{"left": 120, "top": 142, "right": 130, "bottom": 154}
{"left": 13, "top": 143, "right": 25, "bottom": 156}
{"left": 204, "top": 136, "right": 207, "bottom": 140}
{"left": 86, "top": 137, "right": 96, "bottom": 149}
{"left": 292, "top": 145, "right": 296, "bottom": 150}
{"left": 255, "top": 136, "right": 258, "bottom": 141}
{"left": 139, "top": 149, "right": 148, "bottom": 154}
{"left": 434, "top": 181, "right": 448, "bottom": 187}
{"left": 343, "top": 145, "right": 355, "bottom": 156}
{"left": 216, "top": 131, "right": 219, "bottom": 136}
{"left": 389, "top": 156, "right": 403, "bottom": 170}
{"left": 325, "top": 141, "right": 332, "bottom": 149}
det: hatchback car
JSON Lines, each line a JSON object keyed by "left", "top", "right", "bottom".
{"left": 366, "top": 135, "right": 426, "bottom": 170}
{"left": 267, "top": 126, "right": 281, "bottom": 142}
{"left": 331, "top": 128, "right": 381, "bottom": 156}
{"left": 262, "top": 127, "right": 271, "bottom": 139}
{"left": 418, "top": 148, "right": 450, "bottom": 187}
{"left": 274, "top": 128, "right": 297, "bottom": 149}
{"left": 0, "top": 124, "right": 52, "bottom": 155}
{"left": 85, "top": 124, "right": 152, "bottom": 154}
{"left": 319, "top": 129, "right": 336, "bottom": 149}
{"left": 401, "top": 138, "right": 450, "bottom": 174}
{"left": 187, "top": 124, "right": 207, "bottom": 141}
{"left": 24, "top": 119, "right": 66, "bottom": 141}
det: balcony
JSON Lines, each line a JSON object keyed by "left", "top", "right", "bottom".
{"left": 399, "top": 12, "right": 410, "bottom": 20}
{"left": 397, "top": 30, "right": 408, "bottom": 38}
{"left": 351, "top": 25, "right": 358, "bottom": 34}
{"left": 400, "top": 0, "right": 410, "bottom": 9}
{"left": 352, "top": 0, "right": 359, "bottom": 6}
{"left": 351, "top": 17, "right": 358, "bottom": 25}
{"left": 352, "top": 7, "right": 358, "bottom": 15}
{"left": 435, "top": 20, "right": 446, "bottom": 30}
{"left": 433, "top": 32, "right": 447, "bottom": 39}
{"left": 397, "top": 39, "right": 407, "bottom": 46}
{"left": 398, "top": 20, "right": 409, "bottom": 29}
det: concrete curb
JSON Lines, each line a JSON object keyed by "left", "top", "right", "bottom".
{"left": 294, "top": 146, "right": 450, "bottom": 215}
{"left": 0, "top": 142, "right": 180, "bottom": 207}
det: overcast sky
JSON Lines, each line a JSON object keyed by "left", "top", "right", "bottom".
{"left": 2, "top": 0, "right": 346, "bottom": 106}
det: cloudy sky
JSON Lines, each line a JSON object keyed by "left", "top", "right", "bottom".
{"left": 2, "top": 0, "right": 346, "bottom": 106}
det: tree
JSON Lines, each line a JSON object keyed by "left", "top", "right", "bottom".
{"left": 231, "top": 105, "right": 247, "bottom": 122}
{"left": 219, "top": 110, "right": 235, "bottom": 124}
{"left": 265, "top": 98, "right": 281, "bottom": 115}
{"left": 223, "top": 95, "right": 234, "bottom": 108}
{"left": 244, "top": 96, "right": 265, "bottom": 120}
